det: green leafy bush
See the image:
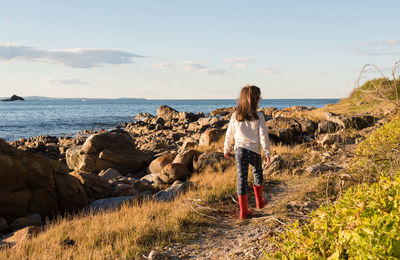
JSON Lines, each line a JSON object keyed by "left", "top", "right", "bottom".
{"left": 350, "top": 114, "right": 400, "bottom": 182}
{"left": 270, "top": 113, "right": 400, "bottom": 259}
{"left": 270, "top": 175, "right": 400, "bottom": 259}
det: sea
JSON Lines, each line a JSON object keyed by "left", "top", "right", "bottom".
{"left": 0, "top": 98, "right": 339, "bottom": 141}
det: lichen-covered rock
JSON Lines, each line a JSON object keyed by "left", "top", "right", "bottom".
{"left": 54, "top": 173, "right": 89, "bottom": 213}
{"left": 70, "top": 171, "right": 112, "bottom": 200}
{"left": 172, "top": 149, "right": 199, "bottom": 171}
{"left": 98, "top": 168, "right": 123, "bottom": 182}
{"left": 66, "top": 130, "right": 152, "bottom": 174}
{"left": 148, "top": 153, "right": 176, "bottom": 174}
{"left": 0, "top": 139, "right": 87, "bottom": 221}
{"left": 158, "top": 163, "right": 191, "bottom": 184}
{"left": 157, "top": 105, "right": 178, "bottom": 120}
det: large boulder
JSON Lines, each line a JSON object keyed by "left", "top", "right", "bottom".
{"left": 172, "top": 149, "right": 199, "bottom": 171}
{"left": 66, "top": 130, "right": 152, "bottom": 174}
{"left": 148, "top": 153, "right": 176, "bottom": 174}
{"left": 209, "top": 107, "right": 235, "bottom": 117}
{"left": 54, "top": 173, "right": 89, "bottom": 213}
{"left": 70, "top": 171, "right": 112, "bottom": 200}
{"left": 317, "top": 121, "right": 338, "bottom": 135}
{"left": 266, "top": 117, "right": 303, "bottom": 144}
{"left": 158, "top": 163, "right": 191, "bottom": 184}
{"left": 0, "top": 139, "right": 88, "bottom": 222}
{"left": 157, "top": 105, "right": 178, "bottom": 120}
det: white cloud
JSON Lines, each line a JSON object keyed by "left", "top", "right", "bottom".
{"left": 261, "top": 67, "right": 282, "bottom": 75}
{"left": 149, "top": 60, "right": 226, "bottom": 75}
{"left": 0, "top": 43, "right": 145, "bottom": 68}
{"left": 358, "top": 40, "right": 400, "bottom": 47}
{"left": 351, "top": 40, "right": 400, "bottom": 56}
{"left": 224, "top": 56, "right": 256, "bottom": 69}
{"left": 202, "top": 68, "right": 226, "bottom": 75}
{"left": 224, "top": 56, "right": 256, "bottom": 64}
{"left": 181, "top": 61, "right": 207, "bottom": 71}
{"left": 42, "top": 78, "right": 90, "bottom": 85}
{"left": 148, "top": 63, "right": 175, "bottom": 69}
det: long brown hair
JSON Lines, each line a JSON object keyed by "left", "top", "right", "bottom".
{"left": 236, "top": 85, "right": 261, "bottom": 121}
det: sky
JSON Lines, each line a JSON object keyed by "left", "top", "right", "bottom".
{"left": 0, "top": 1, "right": 399, "bottom": 99}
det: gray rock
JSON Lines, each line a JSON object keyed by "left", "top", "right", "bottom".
{"left": 148, "top": 250, "right": 177, "bottom": 260}
{"left": 99, "top": 168, "right": 122, "bottom": 182}
{"left": 141, "top": 173, "right": 164, "bottom": 185}
{"left": 158, "top": 163, "right": 191, "bottom": 184}
{"left": 87, "top": 196, "right": 136, "bottom": 212}
{"left": 154, "top": 181, "right": 193, "bottom": 202}
{"left": 111, "top": 184, "right": 139, "bottom": 197}
{"left": 306, "top": 163, "right": 342, "bottom": 174}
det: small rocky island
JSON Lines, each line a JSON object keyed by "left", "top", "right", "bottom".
{"left": 1, "top": 95, "right": 24, "bottom": 102}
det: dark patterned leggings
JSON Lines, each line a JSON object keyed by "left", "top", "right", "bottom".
{"left": 235, "top": 147, "right": 263, "bottom": 196}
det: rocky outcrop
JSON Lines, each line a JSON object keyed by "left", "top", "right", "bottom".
{"left": 1, "top": 95, "right": 24, "bottom": 102}
{"left": 158, "top": 163, "right": 191, "bottom": 184}
{"left": 209, "top": 107, "right": 235, "bottom": 117}
{"left": 69, "top": 171, "right": 112, "bottom": 201}
{"left": 172, "top": 149, "right": 199, "bottom": 171}
{"left": 0, "top": 139, "right": 88, "bottom": 222}
{"left": 66, "top": 130, "right": 152, "bottom": 174}
{"left": 157, "top": 105, "right": 179, "bottom": 120}
{"left": 148, "top": 153, "right": 176, "bottom": 174}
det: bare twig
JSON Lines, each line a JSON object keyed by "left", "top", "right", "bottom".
{"left": 256, "top": 216, "right": 287, "bottom": 226}
{"left": 188, "top": 201, "right": 219, "bottom": 221}
{"left": 230, "top": 195, "right": 238, "bottom": 204}
{"left": 356, "top": 62, "right": 400, "bottom": 107}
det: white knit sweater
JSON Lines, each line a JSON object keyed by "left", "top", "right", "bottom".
{"left": 223, "top": 111, "right": 271, "bottom": 156}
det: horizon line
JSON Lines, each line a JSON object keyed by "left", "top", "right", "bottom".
{"left": 1, "top": 95, "right": 343, "bottom": 100}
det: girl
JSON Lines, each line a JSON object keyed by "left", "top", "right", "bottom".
{"left": 224, "top": 85, "right": 271, "bottom": 219}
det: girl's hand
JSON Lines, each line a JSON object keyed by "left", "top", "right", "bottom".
{"left": 224, "top": 153, "right": 230, "bottom": 159}
{"left": 264, "top": 156, "right": 271, "bottom": 168}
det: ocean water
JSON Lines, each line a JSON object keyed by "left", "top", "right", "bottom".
{"left": 0, "top": 98, "right": 339, "bottom": 141}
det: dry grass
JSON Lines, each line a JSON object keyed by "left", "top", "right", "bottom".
{"left": 0, "top": 156, "right": 238, "bottom": 259}
{"left": 0, "top": 139, "right": 330, "bottom": 259}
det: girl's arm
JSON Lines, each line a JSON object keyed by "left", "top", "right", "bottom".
{"left": 258, "top": 112, "right": 271, "bottom": 157}
{"left": 224, "top": 113, "right": 235, "bottom": 155}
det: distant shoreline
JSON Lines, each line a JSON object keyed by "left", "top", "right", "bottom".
{"left": 0, "top": 96, "right": 341, "bottom": 101}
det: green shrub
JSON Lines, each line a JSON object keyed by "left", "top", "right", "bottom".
{"left": 270, "top": 174, "right": 400, "bottom": 259}
{"left": 349, "top": 113, "right": 400, "bottom": 182}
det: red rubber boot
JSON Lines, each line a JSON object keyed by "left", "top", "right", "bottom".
{"left": 253, "top": 185, "right": 267, "bottom": 209}
{"left": 238, "top": 195, "right": 253, "bottom": 219}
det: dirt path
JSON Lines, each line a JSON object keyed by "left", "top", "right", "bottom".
{"left": 159, "top": 176, "right": 326, "bottom": 259}
{"left": 148, "top": 137, "right": 360, "bottom": 259}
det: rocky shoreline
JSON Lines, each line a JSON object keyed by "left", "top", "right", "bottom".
{"left": 0, "top": 104, "right": 380, "bottom": 249}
